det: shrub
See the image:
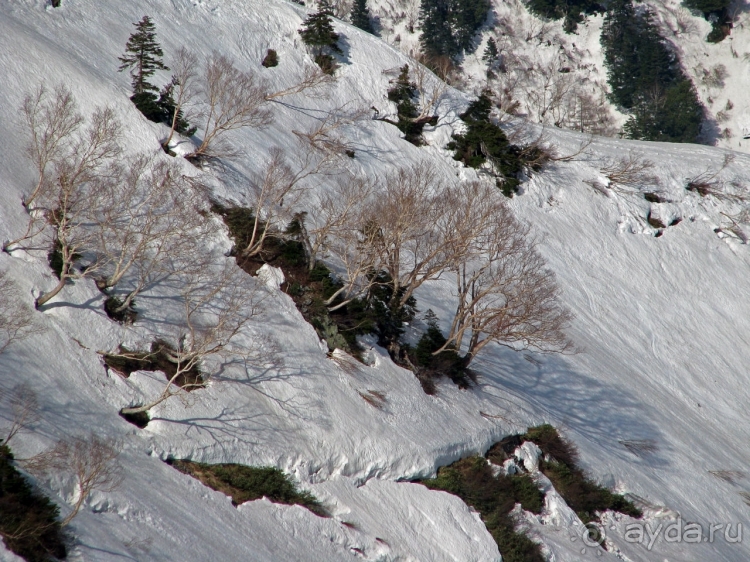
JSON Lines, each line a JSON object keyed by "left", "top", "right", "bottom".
{"left": 262, "top": 49, "right": 279, "bottom": 68}
{"left": 168, "top": 460, "right": 327, "bottom": 516}
{"left": 421, "top": 456, "right": 545, "bottom": 562}
{"left": 522, "top": 425, "right": 641, "bottom": 523}
{"left": 0, "top": 444, "right": 66, "bottom": 562}
{"left": 411, "top": 311, "right": 471, "bottom": 389}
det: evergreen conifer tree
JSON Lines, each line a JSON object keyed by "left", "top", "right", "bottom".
{"left": 350, "top": 0, "right": 374, "bottom": 33}
{"left": 482, "top": 38, "right": 498, "bottom": 63}
{"left": 299, "top": 0, "right": 342, "bottom": 72}
{"left": 118, "top": 16, "right": 169, "bottom": 120}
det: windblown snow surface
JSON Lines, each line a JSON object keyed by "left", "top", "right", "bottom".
{"left": 1, "top": 1, "right": 749, "bottom": 561}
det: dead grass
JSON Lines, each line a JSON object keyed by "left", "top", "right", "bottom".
{"left": 358, "top": 390, "right": 387, "bottom": 409}
{"left": 619, "top": 439, "right": 658, "bottom": 458}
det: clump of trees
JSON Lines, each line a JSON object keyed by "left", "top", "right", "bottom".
{"left": 8, "top": 85, "right": 216, "bottom": 311}
{"left": 448, "top": 93, "right": 545, "bottom": 197}
{"left": 601, "top": 0, "right": 704, "bottom": 142}
{"left": 525, "top": 0, "right": 604, "bottom": 33}
{"left": 118, "top": 16, "right": 196, "bottom": 137}
{"left": 299, "top": 0, "right": 343, "bottom": 74}
{"left": 290, "top": 164, "right": 571, "bottom": 378}
{"left": 418, "top": 0, "right": 491, "bottom": 60}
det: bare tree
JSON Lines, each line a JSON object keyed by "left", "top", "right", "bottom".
{"left": 434, "top": 190, "right": 572, "bottom": 365}
{"left": 23, "top": 433, "right": 122, "bottom": 527}
{"left": 1, "top": 383, "right": 41, "bottom": 444}
{"left": 189, "top": 53, "right": 273, "bottom": 160}
{"left": 93, "top": 156, "right": 217, "bottom": 314}
{"left": 21, "top": 84, "right": 84, "bottom": 210}
{"left": 0, "top": 271, "right": 41, "bottom": 354}
{"left": 359, "top": 164, "right": 478, "bottom": 310}
{"left": 4, "top": 85, "right": 83, "bottom": 253}
{"left": 34, "top": 107, "right": 122, "bottom": 308}
{"left": 117, "top": 264, "right": 265, "bottom": 415}
{"left": 162, "top": 47, "right": 198, "bottom": 150}
{"left": 237, "top": 113, "right": 354, "bottom": 260}
{"left": 600, "top": 151, "right": 660, "bottom": 192}
{"left": 298, "top": 174, "right": 375, "bottom": 276}
{"left": 265, "top": 66, "right": 335, "bottom": 101}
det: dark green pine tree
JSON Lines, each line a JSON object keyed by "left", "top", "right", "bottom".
{"left": 482, "top": 37, "right": 498, "bottom": 63}
{"left": 419, "top": 0, "right": 456, "bottom": 59}
{"left": 299, "top": 0, "right": 342, "bottom": 73}
{"left": 350, "top": 0, "right": 373, "bottom": 33}
{"left": 118, "top": 16, "right": 169, "bottom": 121}
{"left": 387, "top": 65, "right": 425, "bottom": 145}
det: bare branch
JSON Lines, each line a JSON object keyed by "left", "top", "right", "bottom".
{"left": 0, "top": 271, "right": 42, "bottom": 354}
{"left": 23, "top": 433, "right": 122, "bottom": 527}
{"left": 189, "top": 53, "right": 273, "bottom": 159}
{"left": 163, "top": 47, "right": 198, "bottom": 150}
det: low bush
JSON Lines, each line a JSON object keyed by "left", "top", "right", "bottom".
{"left": 410, "top": 311, "right": 472, "bottom": 391}
{"left": 168, "top": 460, "right": 327, "bottom": 516}
{"left": 0, "top": 444, "right": 66, "bottom": 562}
{"left": 421, "top": 456, "right": 545, "bottom": 562}
{"left": 262, "top": 49, "right": 279, "bottom": 68}
{"left": 448, "top": 93, "right": 542, "bottom": 197}
{"left": 521, "top": 425, "right": 641, "bottom": 523}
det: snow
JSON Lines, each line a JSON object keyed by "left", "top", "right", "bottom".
{"left": 1, "top": 0, "right": 750, "bottom": 561}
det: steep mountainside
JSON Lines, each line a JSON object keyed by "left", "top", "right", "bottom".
{"left": 0, "top": 1, "right": 749, "bottom": 561}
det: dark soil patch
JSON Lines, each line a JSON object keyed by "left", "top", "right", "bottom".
{"left": 102, "top": 340, "right": 204, "bottom": 390}
{"left": 104, "top": 295, "right": 137, "bottom": 324}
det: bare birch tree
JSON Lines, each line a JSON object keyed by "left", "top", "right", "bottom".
{"left": 162, "top": 47, "right": 198, "bottom": 150}
{"left": 4, "top": 85, "right": 84, "bottom": 253}
{"left": 189, "top": 52, "right": 273, "bottom": 160}
{"left": 117, "top": 264, "right": 265, "bottom": 415}
{"left": 0, "top": 272, "right": 41, "bottom": 354}
{"left": 31, "top": 106, "right": 121, "bottom": 308}
{"left": 23, "top": 433, "right": 122, "bottom": 527}
{"left": 434, "top": 197, "right": 572, "bottom": 365}
{"left": 21, "top": 84, "right": 84, "bottom": 210}
{"left": 358, "top": 164, "right": 482, "bottom": 310}
{"left": 93, "top": 156, "right": 217, "bottom": 315}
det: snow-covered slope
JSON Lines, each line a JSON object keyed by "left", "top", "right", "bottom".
{"left": 1, "top": 1, "right": 749, "bottom": 561}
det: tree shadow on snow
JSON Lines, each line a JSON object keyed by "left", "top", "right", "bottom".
{"left": 471, "top": 348, "right": 671, "bottom": 469}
